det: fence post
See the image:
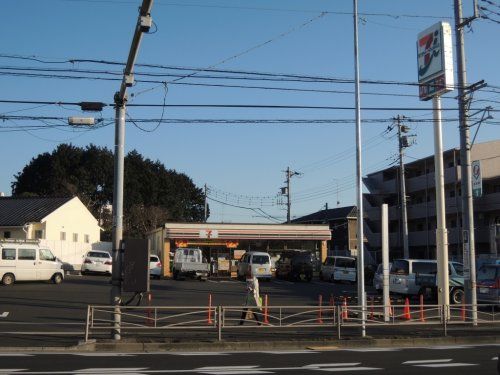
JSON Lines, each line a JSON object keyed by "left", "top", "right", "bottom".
{"left": 318, "top": 294, "right": 323, "bottom": 324}
{"left": 85, "top": 305, "right": 90, "bottom": 342}
{"left": 207, "top": 294, "right": 213, "bottom": 325}
{"left": 217, "top": 306, "right": 222, "bottom": 341}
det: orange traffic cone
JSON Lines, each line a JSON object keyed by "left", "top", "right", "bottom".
{"left": 317, "top": 294, "right": 324, "bottom": 324}
{"left": 342, "top": 297, "right": 348, "bottom": 320}
{"left": 263, "top": 294, "right": 269, "bottom": 324}
{"left": 207, "top": 293, "right": 213, "bottom": 325}
{"left": 403, "top": 297, "right": 411, "bottom": 320}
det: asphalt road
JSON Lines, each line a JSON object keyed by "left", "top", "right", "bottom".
{"left": 0, "top": 275, "right": 498, "bottom": 347}
{"left": 0, "top": 345, "right": 498, "bottom": 374}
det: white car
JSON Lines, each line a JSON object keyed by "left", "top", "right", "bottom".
{"left": 236, "top": 251, "right": 272, "bottom": 281}
{"left": 81, "top": 250, "right": 112, "bottom": 275}
{"left": 320, "top": 256, "right": 357, "bottom": 283}
{"left": 149, "top": 255, "right": 162, "bottom": 279}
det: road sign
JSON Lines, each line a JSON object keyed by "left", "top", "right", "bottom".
{"left": 472, "top": 160, "right": 482, "bottom": 198}
{"left": 417, "top": 22, "right": 454, "bottom": 101}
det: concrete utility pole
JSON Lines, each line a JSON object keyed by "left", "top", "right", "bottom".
{"left": 396, "top": 116, "right": 410, "bottom": 259}
{"left": 110, "top": 0, "right": 154, "bottom": 341}
{"left": 454, "top": 0, "right": 478, "bottom": 325}
{"left": 204, "top": 184, "right": 208, "bottom": 222}
{"left": 353, "top": 0, "right": 366, "bottom": 337}
{"left": 284, "top": 167, "right": 301, "bottom": 224}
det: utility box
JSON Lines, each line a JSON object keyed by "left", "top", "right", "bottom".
{"left": 122, "top": 238, "right": 149, "bottom": 293}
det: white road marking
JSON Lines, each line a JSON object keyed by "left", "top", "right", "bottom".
{"left": 0, "top": 354, "right": 33, "bottom": 357}
{"left": 427, "top": 345, "right": 473, "bottom": 350}
{"left": 493, "top": 357, "right": 498, "bottom": 361}
{"left": 196, "top": 365, "right": 271, "bottom": 375}
{"left": 73, "top": 368, "right": 149, "bottom": 373}
{"left": 416, "top": 363, "right": 477, "bottom": 368}
{"left": 304, "top": 363, "right": 361, "bottom": 368}
{"left": 0, "top": 370, "right": 27, "bottom": 373}
{"left": 0, "top": 312, "right": 9, "bottom": 318}
{"left": 262, "top": 350, "right": 318, "bottom": 355}
{"left": 71, "top": 353, "right": 136, "bottom": 357}
{"left": 403, "top": 359, "right": 452, "bottom": 365}
{"left": 345, "top": 348, "right": 400, "bottom": 352}
{"left": 314, "top": 367, "right": 382, "bottom": 372}
{"left": 169, "top": 352, "right": 229, "bottom": 356}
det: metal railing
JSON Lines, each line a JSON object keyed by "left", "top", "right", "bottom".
{"left": 84, "top": 302, "right": 499, "bottom": 342}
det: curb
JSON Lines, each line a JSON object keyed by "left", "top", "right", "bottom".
{"left": 0, "top": 335, "right": 499, "bottom": 353}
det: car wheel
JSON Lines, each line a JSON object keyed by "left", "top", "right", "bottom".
{"left": 330, "top": 274, "right": 336, "bottom": 283}
{"left": 451, "top": 288, "right": 464, "bottom": 304}
{"left": 2, "top": 273, "right": 15, "bottom": 286}
{"left": 319, "top": 272, "right": 324, "bottom": 281}
{"left": 52, "top": 273, "right": 63, "bottom": 284}
{"left": 306, "top": 273, "right": 312, "bottom": 282}
{"left": 173, "top": 270, "right": 179, "bottom": 280}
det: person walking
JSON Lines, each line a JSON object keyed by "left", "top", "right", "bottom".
{"left": 239, "top": 268, "right": 262, "bottom": 325}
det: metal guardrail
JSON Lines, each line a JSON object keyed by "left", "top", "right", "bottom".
{"left": 84, "top": 303, "right": 500, "bottom": 342}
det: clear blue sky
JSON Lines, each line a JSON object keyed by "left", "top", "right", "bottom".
{"left": 0, "top": 0, "right": 499, "bottom": 223}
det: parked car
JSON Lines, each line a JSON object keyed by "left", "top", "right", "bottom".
{"left": 81, "top": 250, "right": 112, "bottom": 275}
{"left": 476, "top": 264, "right": 500, "bottom": 304}
{"left": 236, "top": 251, "right": 272, "bottom": 281}
{"left": 390, "top": 259, "right": 464, "bottom": 303}
{"left": 320, "top": 256, "right": 357, "bottom": 283}
{"left": 149, "top": 254, "right": 162, "bottom": 279}
{"left": 1, "top": 240, "right": 64, "bottom": 285}
{"left": 172, "top": 248, "right": 209, "bottom": 281}
{"left": 275, "top": 250, "right": 313, "bottom": 282}
{"left": 373, "top": 262, "right": 392, "bottom": 293}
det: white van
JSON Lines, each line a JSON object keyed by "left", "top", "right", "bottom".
{"left": 320, "top": 256, "right": 357, "bottom": 283}
{"left": 0, "top": 240, "right": 64, "bottom": 285}
{"left": 237, "top": 251, "right": 272, "bottom": 281}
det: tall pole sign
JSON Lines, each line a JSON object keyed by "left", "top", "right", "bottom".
{"left": 417, "top": 22, "right": 454, "bottom": 314}
{"left": 471, "top": 160, "right": 482, "bottom": 198}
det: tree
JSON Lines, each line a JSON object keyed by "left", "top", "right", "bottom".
{"left": 12, "top": 144, "right": 206, "bottom": 239}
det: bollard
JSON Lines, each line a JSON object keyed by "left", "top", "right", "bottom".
{"left": 403, "top": 297, "right": 411, "bottom": 320}
{"left": 207, "top": 293, "right": 213, "bottom": 325}
{"left": 263, "top": 294, "right": 269, "bottom": 325}
{"left": 317, "top": 294, "right": 324, "bottom": 324}
{"left": 419, "top": 294, "right": 425, "bottom": 322}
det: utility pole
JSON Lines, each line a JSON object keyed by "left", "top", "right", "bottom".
{"left": 396, "top": 115, "right": 410, "bottom": 259}
{"left": 110, "top": 0, "right": 153, "bottom": 341}
{"left": 454, "top": 0, "right": 479, "bottom": 325}
{"left": 283, "top": 167, "right": 301, "bottom": 224}
{"left": 204, "top": 184, "right": 208, "bottom": 222}
{"left": 353, "top": 0, "right": 366, "bottom": 338}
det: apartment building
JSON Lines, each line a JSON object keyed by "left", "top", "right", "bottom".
{"left": 363, "top": 139, "right": 500, "bottom": 260}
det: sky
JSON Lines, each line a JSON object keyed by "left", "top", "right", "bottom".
{"left": 0, "top": 0, "right": 499, "bottom": 223}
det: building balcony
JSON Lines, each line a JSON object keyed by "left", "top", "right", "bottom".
{"left": 406, "top": 166, "right": 459, "bottom": 193}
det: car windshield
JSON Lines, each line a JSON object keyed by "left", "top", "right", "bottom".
{"left": 88, "top": 252, "right": 110, "bottom": 258}
{"left": 477, "top": 266, "right": 499, "bottom": 282}
{"left": 252, "top": 255, "right": 269, "bottom": 265}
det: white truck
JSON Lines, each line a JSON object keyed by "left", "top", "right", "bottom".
{"left": 172, "top": 248, "right": 209, "bottom": 281}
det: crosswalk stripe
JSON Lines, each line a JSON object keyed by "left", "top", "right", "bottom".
{"left": 73, "top": 368, "right": 148, "bottom": 373}
{"left": 261, "top": 350, "right": 317, "bottom": 354}
{"left": 71, "top": 353, "right": 135, "bottom": 357}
